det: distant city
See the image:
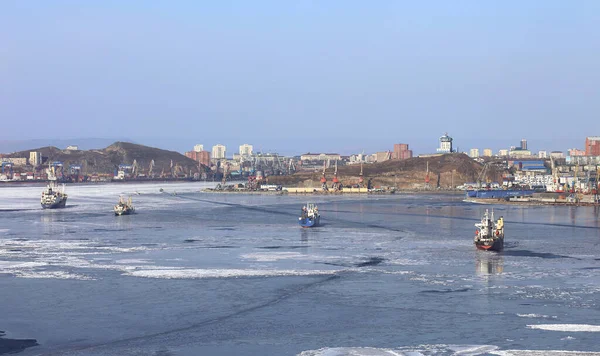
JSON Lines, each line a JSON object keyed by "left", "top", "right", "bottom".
{"left": 0, "top": 134, "right": 599, "bottom": 190}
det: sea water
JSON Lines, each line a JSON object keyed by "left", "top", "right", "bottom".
{"left": 0, "top": 183, "right": 599, "bottom": 355}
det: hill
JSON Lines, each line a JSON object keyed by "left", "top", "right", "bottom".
{"left": 6, "top": 141, "right": 206, "bottom": 177}
{"left": 267, "top": 153, "right": 504, "bottom": 189}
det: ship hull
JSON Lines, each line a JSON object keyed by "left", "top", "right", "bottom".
{"left": 475, "top": 237, "right": 504, "bottom": 252}
{"left": 299, "top": 215, "right": 320, "bottom": 228}
{"left": 41, "top": 198, "right": 67, "bottom": 209}
{"left": 114, "top": 207, "right": 134, "bottom": 216}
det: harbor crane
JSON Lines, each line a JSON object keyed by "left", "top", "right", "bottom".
{"left": 320, "top": 161, "right": 328, "bottom": 191}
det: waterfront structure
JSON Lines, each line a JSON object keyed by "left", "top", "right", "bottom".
{"left": 393, "top": 143, "right": 412, "bottom": 160}
{"left": 483, "top": 149, "right": 492, "bottom": 157}
{"left": 193, "top": 144, "right": 204, "bottom": 152}
{"left": 29, "top": 151, "right": 41, "bottom": 166}
{"left": 469, "top": 148, "right": 480, "bottom": 158}
{"left": 538, "top": 151, "right": 548, "bottom": 158}
{"left": 585, "top": 136, "right": 600, "bottom": 156}
{"left": 212, "top": 144, "right": 226, "bottom": 159}
{"left": 437, "top": 133, "right": 453, "bottom": 153}
{"left": 239, "top": 144, "right": 253, "bottom": 156}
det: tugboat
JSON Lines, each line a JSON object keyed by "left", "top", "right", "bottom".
{"left": 41, "top": 182, "right": 68, "bottom": 209}
{"left": 114, "top": 196, "right": 135, "bottom": 216}
{"left": 299, "top": 203, "right": 320, "bottom": 228}
{"left": 474, "top": 209, "right": 504, "bottom": 251}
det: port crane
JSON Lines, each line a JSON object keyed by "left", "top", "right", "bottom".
{"left": 320, "top": 161, "right": 328, "bottom": 191}
{"left": 1, "top": 162, "right": 13, "bottom": 174}
{"left": 148, "top": 160, "right": 155, "bottom": 178}
{"left": 358, "top": 160, "right": 364, "bottom": 187}
{"left": 332, "top": 160, "right": 341, "bottom": 191}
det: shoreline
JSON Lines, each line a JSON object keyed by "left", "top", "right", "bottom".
{"left": 464, "top": 198, "right": 600, "bottom": 207}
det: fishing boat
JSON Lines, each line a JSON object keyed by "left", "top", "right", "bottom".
{"left": 114, "top": 196, "right": 135, "bottom": 216}
{"left": 474, "top": 209, "right": 504, "bottom": 251}
{"left": 41, "top": 182, "right": 68, "bottom": 209}
{"left": 299, "top": 203, "right": 320, "bottom": 228}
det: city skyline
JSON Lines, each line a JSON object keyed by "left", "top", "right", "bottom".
{"left": 1, "top": 1, "right": 598, "bottom": 152}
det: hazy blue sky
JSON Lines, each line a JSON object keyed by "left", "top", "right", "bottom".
{"left": 1, "top": 1, "right": 598, "bottom": 155}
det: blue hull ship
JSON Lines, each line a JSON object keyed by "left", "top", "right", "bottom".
{"left": 299, "top": 203, "right": 320, "bottom": 228}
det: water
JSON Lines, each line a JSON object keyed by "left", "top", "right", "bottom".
{"left": 1, "top": 182, "right": 599, "bottom": 356}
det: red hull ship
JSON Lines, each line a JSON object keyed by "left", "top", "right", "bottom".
{"left": 474, "top": 209, "right": 504, "bottom": 252}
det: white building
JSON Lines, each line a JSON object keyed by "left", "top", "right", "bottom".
{"left": 193, "top": 144, "right": 204, "bottom": 152}
{"left": 498, "top": 149, "right": 509, "bottom": 156}
{"left": 239, "top": 144, "right": 253, "bottom": 156}
{"left": 66, "top": 145, "right": 79, "bottom": 151}
{"left": 550, "top": 151, "right": 565, "bottom": 159}
{"left": 437, "top": 133, "right": 453, "bottom": 153}
{"left": 29, "top": 151, "right": 41, "bottom": 166}
{"left": 300, "top": 153, "right": 342, "bottom": 161}
{"left": 469, "top": 148, "right": 480, "bottom": 158}
{"left": 538, "top": 150, "right": 548, "bottom": 158}
{"left": 212, "top": 144, "right": 226, "bottom": 159}
{"left": 483, "top": 148, "right": 492, "bottom": 157}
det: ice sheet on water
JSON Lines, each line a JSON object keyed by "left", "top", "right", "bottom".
{"left": 126, "top": 268, "right": 340, "bottom": 279}
{"left": 526, "top": 324, "right": 600, "bottom": 332}
{"left": 297, "top": 344, "right": 500, "bottom": 356}
{"left": 517, "top": 313, "right": 557, "bottom": 319}
{"left": 491, "top": 351, "right": 600, "bottom": 355}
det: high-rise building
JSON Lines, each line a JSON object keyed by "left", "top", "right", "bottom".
{"left": 393, "top": 143, "right": 412, "bottom": 160}
{"left": 193, "top": 144, "right": 204, "bottom": 152}
{"left": 483, "top": 149, "right": 492, "bottom": 157}
{"left": 585, "top": 136, "right": 600, "bottom": 156}
{"left": 521, "top": 139, "right": 527, "bottom": 150}
{"left": 498, "top": 149, "right": 509, "bottom": 156}
{"left": 29, "top": 151, "right": 41, "bottom": 166}
{"left": 538, "top": 151, "right": 548, "bottom": 158}
{"left": 239, "top": 144, "right": 253, "bottom": 156}
{"left": 469, "top": 148, "right": 480, "bottom": 158}
{"left": 212, "top": 144, "right": 226, "bottom": 159}
{"left": 185, "top": 150, "right": 211, "bottom": 166}
{"left": 437, "top": 133, "right": 453, "bottom": 153}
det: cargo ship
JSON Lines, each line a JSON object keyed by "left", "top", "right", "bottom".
{"left": 466, "top": 189, "right": 536, "bottom": 199}
{"left": 474, "top": 209, "right": 504, "bottom": 251}
{"left": 41, "top": 182, "right": 68, "bottom": 209}
{"left": 114, "top": 196, "right": 135, "bottom": 216}
{"left": 299, "top": 203, "right": 320, "bottom": 228}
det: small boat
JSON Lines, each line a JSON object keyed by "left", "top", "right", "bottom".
{"left": 114, "top": 196, "right": 135, "bottom": 216}
{"left": 41, "top": 182, "right": 68, "bottom": 209}
{"left": 299, "top": 203, "right": 320, "bottom": 228}
{"left": 474, "top": 209, "right": 504, "bottom": 251}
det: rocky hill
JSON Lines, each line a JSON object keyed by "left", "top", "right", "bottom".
{"left": 7, "top": 141, "right": 206, "bottom": 176}
{"left": 268, "top": 153, "right": 504, "bottom": 190}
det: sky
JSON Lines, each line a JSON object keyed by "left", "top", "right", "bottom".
{"left": 1, "top": 1, "right": 599, "bottom": 156}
